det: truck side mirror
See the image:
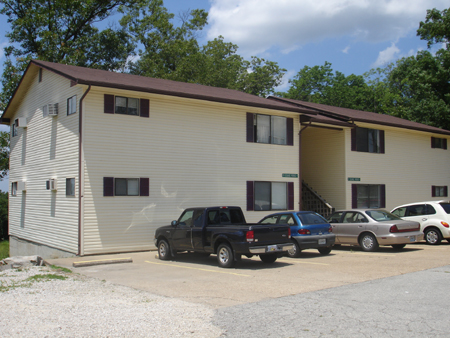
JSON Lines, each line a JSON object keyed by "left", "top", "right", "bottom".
{"left": 171, "top": 220, "right": 177, "bottom": 226}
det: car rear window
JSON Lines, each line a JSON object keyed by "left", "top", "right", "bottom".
{"left": 297, "top": 212, "right": 327, "bottom": 225}
{"left": 439, "top": 203, "right": 450, "bottom": 214}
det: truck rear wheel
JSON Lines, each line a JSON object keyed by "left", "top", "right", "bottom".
{"left": 217, "top": 243, "right": 235, "bottom": 268}
{"left": 158, "top": 239, "right": 172, "bottom": 260}
{"left": 260, "top": 253, "right": 278, "bottom": 264}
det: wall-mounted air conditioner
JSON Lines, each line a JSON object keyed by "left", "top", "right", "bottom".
{"left": 15, "top": 117, "right": 27, "bottom": 128}
{"left": 17, "top": 181, "right": 27, "bottom": 191}
{"left": 46, "top": 179, "right": 57, "bottom": 191}
{"left": 43, "top": 103, "right": 58, "bottom": 117}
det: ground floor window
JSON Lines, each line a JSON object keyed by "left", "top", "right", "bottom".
{"left": 432, "top": 186, "right": 448, "bottom": 197}
{"left": 247, "top": 181, "right": 294, "bottom": 211}
{"left": 66, "top": 178, "right": 75, "bottom": 196}
{"left": 103, "top": 177, "right": 149, "bottom": 197}
{"left": 352, "top": 184, "right": 385, "bottom": 209}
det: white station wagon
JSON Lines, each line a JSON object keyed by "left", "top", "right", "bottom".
{"left": 391, "top": 201, "right": 450, "bottom": 245}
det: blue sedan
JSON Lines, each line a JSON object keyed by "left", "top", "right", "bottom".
{"left": 258, "top": 211, "right": 335, "bottom": 257}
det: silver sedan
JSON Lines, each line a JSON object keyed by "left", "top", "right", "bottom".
{"left": 327, "top": 209, "right": 424, "bottom": 252}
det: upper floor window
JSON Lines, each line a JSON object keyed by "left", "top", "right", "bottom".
{"left": 104, "top": 94, "right": 149, "bottom": 118}
{"left": 11, "top": 182, "right": 17, "bottom": 196}
{"left": 103, "top": 177, "right": 149, "bottom": 197}
{"left": 66, "top": 178, "right": 75, "bottom": 196}
{"left": 38, "top": 68, "right": 42, "bottom": 82}
{"left": 11, "top": 122, "right": 18, "bottom": 137}
{"left": 246, "top": 113, "right": 293, "bottom": 146}
{"left": 431, "top": 137, "right": 447, "bottom": 150}
{"left": 351, "top": 127, "right": 385, "bottom": 153}
{"left": 67, "top": 95, "right": 77, "bottom": 115}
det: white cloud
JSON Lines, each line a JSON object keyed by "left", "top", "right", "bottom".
{"left": 372, "top": 43, "right": 400, "bottom": 67}
{"left": 207, "top": 0, "right": 449, "bottom": 56}
{"left": 342, "top": 46, "right": 350, "bottom": 54}
{"left": 275, "top": 69, "right": 297, "bottom": 92}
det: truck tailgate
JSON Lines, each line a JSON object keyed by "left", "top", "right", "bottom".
{"left": 249, "top": 224, "right": 290, "bottom": 244}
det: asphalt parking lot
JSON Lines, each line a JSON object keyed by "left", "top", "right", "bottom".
{"left": 48, "top": 241, "right": 450, "bottom": 309}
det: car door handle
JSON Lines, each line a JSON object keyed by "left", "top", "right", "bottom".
{"left": 422, "top": 218, "right": 427, "bottom": 221}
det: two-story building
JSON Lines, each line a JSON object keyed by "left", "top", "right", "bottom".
{"left": 2, "top": 60, "right": 450, "bottom": 258}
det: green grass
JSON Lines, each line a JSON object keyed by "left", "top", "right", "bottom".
{"left": 26, "top": 274, "right": 67, "bottom": 282}
{"left": 0, "top": 240, "right": 8, "bottom": 260}
{"left": 50, "top": 265, "right": 72, "bottom": 274}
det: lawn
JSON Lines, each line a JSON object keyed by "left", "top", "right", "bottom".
{"left": 0, "top": 240, "right": 9, "bottom": 260}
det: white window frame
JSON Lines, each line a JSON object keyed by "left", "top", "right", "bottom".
{"left": 67, "top": 95, "right": 77, "bottom": 115}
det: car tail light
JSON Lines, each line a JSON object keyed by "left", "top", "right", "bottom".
{"left": 288, "top": 227, "right": 291, "bottom": 238}
{"left": 390, "top": 225, "right": 399, "bottom": 233}
{"left": 298, "top": 229, "right": 311, "bottom": 235}
{"left": 441, "top": 222, "right": 449, "bottom": 228}
{"left": 246, "top": 230, "right": 254, "bottom": 242}
{"left": 328, "top": 226, "right": 333, "bottom": 233}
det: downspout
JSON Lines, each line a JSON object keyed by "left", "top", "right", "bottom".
{"left": 78, "top": 85, "right": 91, "bottom": 256}
{"left": 299, "top": 121, "right": 312, "bottom": 211}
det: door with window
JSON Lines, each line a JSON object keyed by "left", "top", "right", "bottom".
{"left": 338, "top": 212, "right": 369, "bottom": 244}
{"left": 172, "top": 210, "right": 195, "bottom": 250}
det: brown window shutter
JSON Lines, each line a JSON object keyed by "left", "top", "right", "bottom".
{"left": 104, "top": 177, "right": 114, "bottom": 196}
{"left": 288, "top": 182, "right": 294, "bottom": 210}
{"left": 432, "top": 186, "right": 436, "bottom": 197}
{"left": 379, "top": 130, "right": 385, "bottom": 153}
{"left": 104, "top": 94, "right": 114, "bottom": 114}
{"left": 287, "top": 118, "right": 294, "bottom": 146}
{"left": 351, "top": 184, "right": 358, "bottom": 208}
{"left": 380, "top": 185, "right": 386, "bottom": 208}
{"left": 140, "top": 99, "right": 149, "bottom": 118}
{"left": 431, "top": 137, "right": 435, "bottom": 148}
{"left": 351, "top": 128, "right": 356, "bottom": 151}
{"left": 444, "top": 139, "right": 447, "bottom": 150}
{"left": 445, "top": 186, "right": 448, "bottom": 197}
{"left": 247, "top": 181, "right": 254, "bottom": 211}
{"left": 246, "top": 113, "right": 254, "bottom": 143}
{"left": 140, "top": 178, "right": 149, "bottom": 196}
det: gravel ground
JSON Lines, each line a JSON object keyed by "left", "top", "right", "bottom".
{"left": 0, "top": 265, "right": 223, "bottom": 337}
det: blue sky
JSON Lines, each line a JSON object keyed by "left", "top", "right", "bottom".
{"left": 0, "top": 0, "right": 448, "bottom": 191}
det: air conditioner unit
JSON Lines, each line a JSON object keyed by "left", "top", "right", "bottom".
{"left": 17, "top": 181, "right": 27, "bottom": 191}
{"left": 43, "top": 103, "right": 58, "bottom": 117}
{"left": 15, "top": 117, "right": 27, "bottom": 128}
{"left": 46, "top": 179, "right": 57, "bottom": 191}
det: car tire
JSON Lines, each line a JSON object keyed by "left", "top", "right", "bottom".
{"left": 318, "top": 247, "right": 332, "bottom": 255}
{"left": 158, "top": 239, "right": 172, "bottom": 260}
{"left": 287, "top": 240, "right": 302, "bottom": 258}
{"left": 391, "top": 244, "right": 406, "bottom": 250}
{"left": 260, "top": 253, "right": 278, "bottom": 264}
{"left": 359, "top": 233, "right": 379, "bottom": 252}
{"left": 447, "top": 239, "right": 450, "bottom": 244}
{"left": 424, "top": 228, "right": 442, "bottom": 245}
{"left": 217, "top": 243, "right": 235, "bottom": 268}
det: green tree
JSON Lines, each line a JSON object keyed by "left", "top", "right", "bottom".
{"left": 0, "top": 131, "right": 9, "bottom": 181}
{"left": 0, "top": 0, "right": 135, "bottom": 111}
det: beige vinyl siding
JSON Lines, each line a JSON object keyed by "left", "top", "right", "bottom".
{"left": 345, "top": 123, "right": 450, "bottom": 210}
{"left": 301, "top": 126, "right": 346, "bottom": 210}
{"left": 9, "top": 67, "right": 81, "bottom": 254}
{"left": 82, "top": 88, "right": 300, "bottom": 254}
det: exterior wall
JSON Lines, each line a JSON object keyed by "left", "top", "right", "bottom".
{"left": 81, "top": 88, "right": 300, "bottom": 255}
{"left": 345, "top": 123, "right": 450, "bottom": 211}
{"left": 9, "top": 67, "right": 81, "bottom": 257}
{"left": 301, "top": 126, "right": 346, "bottom": 210}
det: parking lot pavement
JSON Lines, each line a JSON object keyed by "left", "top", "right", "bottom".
{"left": 47, "top": 242, "right": 450, "bottom": 309}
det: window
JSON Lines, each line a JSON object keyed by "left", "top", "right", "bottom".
{"left": 115, "top": 178, "right": 139, "bottom": 196}
{"left": 66, "top": 178, "right": 75, "bottom": 196}
{"left": 11, "top": 182, "right": 17, "bottom": 196}
{"left": 432, "top": 186, "right": 448, "bottom": 197}
{"left": 67, "top": 95, "right": 77, "bottom": 115}
{"left": 297, "top": 212, "right": 328, "bottom": 225}
{"left": 351, "top": 184, "right": 386, "bottom": 208}
{"left": 351, "top": 127, "right": 385, "bottom": 153}
{"left": 104, "top": 94, "right": 149, "bottom": 117}
{"left": 39, "top": 68, "right": 42, "bottom": 82}
{"left": 103, "top": 177, "right": 149, "bottom": 197}
{"left": 431, "top": 137, "right": 447, "bottom": 149}
{"left": 342, "top": 212, "right": 369, "bottom": 223}
{"left": 247, "top": 181, "right": 294, "bottom": 211}
{"left": 246, "top": 113, "right": 293, "bottom": 146}
{"left": 11, "top": 121, "right": 17, "bottom": 137}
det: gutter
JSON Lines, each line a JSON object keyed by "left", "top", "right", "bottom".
{"left": 78, "top": 85, "right": 91, "bottom": 256}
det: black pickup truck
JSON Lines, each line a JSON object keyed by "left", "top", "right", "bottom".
{"left": 154, "top": 206, "right": 294, "bottom": 268}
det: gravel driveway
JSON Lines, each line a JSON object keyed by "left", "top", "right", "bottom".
{"left": 0, "top": 266, "right": 222, "bottom": 337}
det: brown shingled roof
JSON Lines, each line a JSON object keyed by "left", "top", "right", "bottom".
{"left": 268, "top": 96, "right": 450, "bottom": 136}
{"left": 5, "top": 60, "right": 316, "bottom": 116}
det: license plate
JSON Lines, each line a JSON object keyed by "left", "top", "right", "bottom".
{"left": 410, "top": 236, "right": 416, "bottom": 242}
{"left": 267, "top": 245, "right": 278, "bottom": 252}
{"left": 318, "top": 239, "right": 326, "bottom": 245}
